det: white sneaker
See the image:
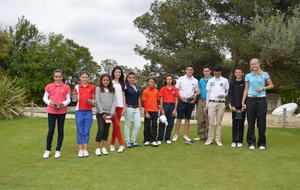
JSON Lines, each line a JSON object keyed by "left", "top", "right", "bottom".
{"left": 78, "top": 150, "right": 84, "bottom": 158}
{"left": 151, "top": 142, "right": 158, "bottom": 147}
{"left": 216, "top": 141, "right": 223, "bottom": 147}
{"left": 144, "top": 141, "right": 150, "bottom": 146}
{"left": 205, "top": 140, "right": 212, "bottom": 146}
{"left": 110, "top": 145, "right": 115, "bottom": 152}
{"left": 43, "top": 150, "right": 50, "bottom": 158}
{"left": 259, "top": 146, "right": 266, "bottom": 150}
{"left": 54, "top": 151, "right": 61, "bottom": 158}
{"left": 193, "top": 137, "right": 201, "bottom": 141}
{"left": 157, "top": 141, "right": 162, "bottom": 145}
{"left": 83, "top": 150, "right": 89, "bottom": 157}
{"left": 166, "top": 140, "right": 172, "bottom": 144}
{"left": 95, "top": 148, "right": 101, "bottom": 156}
{"left": 172, "top": 135, "right": 178, "bottom": 142}
{"left": 231, "top": 142, "right": 237, "bottom": 148}
{"left": 102, "top": 148, "right": 108, "bottom": 155}
{"left": 249, "top": 145, "right": 255, "bottom": 150}
{"left": 237, "top": 143, "right": 243, "bottom": 148}
{"left": 117, "top": 146, "right": 125, "bottom": 153}
{"left": 183, "top": 135, "right": 192, "bottom": 142}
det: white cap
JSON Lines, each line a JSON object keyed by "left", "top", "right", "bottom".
{"left": 159, "top": 115, "right": 168, "bottom": 126}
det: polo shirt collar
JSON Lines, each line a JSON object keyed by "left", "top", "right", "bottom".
{"left": 251, "top": 71, "right": 262, "bottom": 76}
{"left": 184, "top": 75, "right": 194, "bottom": 80}
{"left": 214, "top": 76, "right": 223, "bottom": 80}
{"left": 55, "top": 82, "right": 63, "bottom": 86}
{"left": 80, "top": 83, "right": 90, "bottom": 88}
{"left": 166, "top": 86, "right": 176, "bottom": 90}
{"left": 146, "top": 87, "right": 155, "bottom": 91}
{"left": 202, "top": 76, "right": 212, "bottom": 81}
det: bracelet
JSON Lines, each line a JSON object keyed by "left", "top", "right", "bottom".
{"left": 263, "top": 87, "right": 267, "bottom": 91}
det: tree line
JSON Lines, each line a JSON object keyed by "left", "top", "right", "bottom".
{"left": 134, "top": 0, "right": 300, "bottom": 88}
{"left": 1, "top": 0, "right": 300, "bottom": 105}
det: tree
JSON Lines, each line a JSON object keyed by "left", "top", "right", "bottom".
{"left": 0, "top": 31, "right": 12, "bottom": 63}
{"left": 99, "top": 58, "right": 145, "bottom": 87}
{"left": 134, "top": 0, "right": 224, "bottom": 80}
{"left": 1, "top": 16, "right": 101, "bottom": 104}
{"left": 207, "top": 0, "right": 300, "bottom": 81}
{"left": 250, "top": 9, "right": 300, "bottom": 88}
{"left": 100, "top": 59, "right": 117, "bottom": 74}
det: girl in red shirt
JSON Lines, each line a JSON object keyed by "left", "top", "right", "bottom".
{"left": 73, "top": 71, "right": 96, "bottom": 158}
{"left": 157, "top": 74, "right": 179, "bottom": 144}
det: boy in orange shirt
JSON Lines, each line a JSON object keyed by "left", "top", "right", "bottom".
{"left": 142, "top": 77, "right": 160, "bottom": 147}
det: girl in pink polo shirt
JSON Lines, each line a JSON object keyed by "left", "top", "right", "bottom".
{"left": 42, "top": 69, "right": 71, "bottom": 159}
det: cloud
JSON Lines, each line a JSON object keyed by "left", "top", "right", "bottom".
{"left": 0, "top": 0, "right": 153, "bottom": 68}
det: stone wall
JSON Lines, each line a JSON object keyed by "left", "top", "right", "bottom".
{"left": 267, "top": 93, "right": 282, "bottom": 112}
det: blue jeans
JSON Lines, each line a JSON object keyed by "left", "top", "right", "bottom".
{"left": 75, "top": 110, "right": 93, "bottom": 144}
{"left": 124, "top": 107, "right": 141, "bottom": 143}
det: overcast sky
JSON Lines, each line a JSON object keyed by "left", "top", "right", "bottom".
{"left": 0, "top": 0, "right": 154, "bottom": 68}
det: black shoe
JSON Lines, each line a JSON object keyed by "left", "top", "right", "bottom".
{"left": 126, "top": 142, "right": 134, "bottom": 148}
{"left": 132, "top": 143, "right": 141, "bottom": 147}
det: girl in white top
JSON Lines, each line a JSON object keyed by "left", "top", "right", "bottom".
{"left": 109, "top": 66, "right": 126, "bottom": 153}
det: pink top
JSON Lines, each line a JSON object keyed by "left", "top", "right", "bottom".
{"left": 45, "top": 83, "right": 70, "bottom": 114}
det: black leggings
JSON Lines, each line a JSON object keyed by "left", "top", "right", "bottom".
{"left": 96, "top": 113, "right": 111, "bottom": 142}
{"left": 46, "top": 113, "right": 66, "bottom": 151}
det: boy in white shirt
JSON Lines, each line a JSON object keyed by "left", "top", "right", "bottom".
{"left": 204, "top": 66, "right": 229, "bottom": 147}
{"left": 172, "top": 65, "right": 199, "bottom": 142}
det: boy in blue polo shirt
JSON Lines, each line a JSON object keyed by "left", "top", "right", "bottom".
{"left": 194, "top": 66, "right": 212, "bottom": 141}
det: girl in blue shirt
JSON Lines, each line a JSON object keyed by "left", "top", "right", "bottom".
{"left": 124, "top": 72, "right": 142, "bottom": 148}
{"left": 242, "top": 58, "right": 274, "bottom": 150}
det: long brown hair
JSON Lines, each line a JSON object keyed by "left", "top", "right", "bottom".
{"left": 111, "top": 66, "right": 125, "bottom": 91}
{"left": 98, "top": 74, "right": 115, "bottom": 93}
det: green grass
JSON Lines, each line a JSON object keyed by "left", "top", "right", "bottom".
{"left": 0, "top": 117, "right": 299, "bottom": 190}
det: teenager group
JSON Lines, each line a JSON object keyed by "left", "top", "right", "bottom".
{"left": 42, "top": 58, "right": 273, "bottom": 159}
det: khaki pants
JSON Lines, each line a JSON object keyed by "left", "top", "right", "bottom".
{"left": 207, "top": 102, "right": 225, "bottom": 142}
{"left": 196, "top": 100, "right": 209, "bottom": 139}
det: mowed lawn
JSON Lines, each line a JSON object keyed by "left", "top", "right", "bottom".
{"left": 0, "top": 117, "right": 299, "bottom": 190}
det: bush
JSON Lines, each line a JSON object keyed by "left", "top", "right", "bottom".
{"left": 0, "top": 74, "right": 27, "bottom": 119}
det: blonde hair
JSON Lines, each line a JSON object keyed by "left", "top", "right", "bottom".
{"left": 250, "top": 58, "right": 264, "bottom": 77}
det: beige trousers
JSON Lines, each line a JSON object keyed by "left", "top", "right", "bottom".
{"left": 196, "top": 100, "right": 209, "bottom": 139}
{"left": 207, "top": 102, "right": 225, "bottom": 142}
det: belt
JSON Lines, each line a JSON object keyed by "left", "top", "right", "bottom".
{"left": 209, "top": 100, "right": 225, "bottom": 103}
{"left": 248, "top": 95, "right": 266, "bottom": 98}
{"left": 199, "top": 99, "right": 206, "bottom": 102}
{"left": 126, "top": 105, "right": 139, "bottom": 108}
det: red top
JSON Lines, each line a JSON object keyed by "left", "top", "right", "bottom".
{"left": 74, "top": 83, "right": 96, "bottom": 111}
{"left": 142, "top": 87, "right": 160, "bottom": 112}
{"left": 45, "top": 83, "right": 70, "bottom": 114}
{"left": 159, "top": 86, "right": 179, "bottom": 103}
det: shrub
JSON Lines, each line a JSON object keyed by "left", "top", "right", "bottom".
{"left": 0, "top": 74, "right": 27, "bottom": 119}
